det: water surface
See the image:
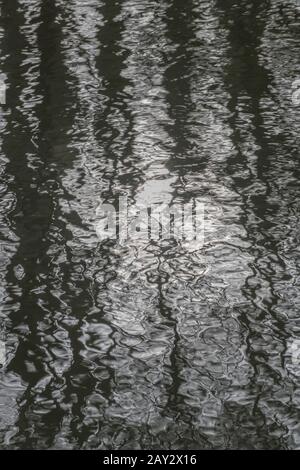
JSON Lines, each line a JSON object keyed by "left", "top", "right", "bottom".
{"left": 0, "top": 0, "right": 300, "bottom": 450}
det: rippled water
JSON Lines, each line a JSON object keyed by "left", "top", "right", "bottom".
{"left": 0, "top": 0, "right": 300, "bottom": 450}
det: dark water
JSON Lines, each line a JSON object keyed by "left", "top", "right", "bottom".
{"left": 0, "top": 0, "right": 300, "bottom": 450}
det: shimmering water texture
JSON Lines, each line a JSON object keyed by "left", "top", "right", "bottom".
{"left": 0, "top": 0, "right": 300, "bottom": 450}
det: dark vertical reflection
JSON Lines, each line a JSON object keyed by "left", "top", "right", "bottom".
{"left": 164, "top": 0, "right": 196, "bottom": 160}
{"left": 95, "top": 0, "right": 136, "bottom": 200}
{"left": 215, "top": 0, "right": 300, "bottom": 448}
{"left": 1, "top": 0, "right": 80, "bottom": 448}
{"left": 162, "top": 0, "right": 199, "bottom": 427}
